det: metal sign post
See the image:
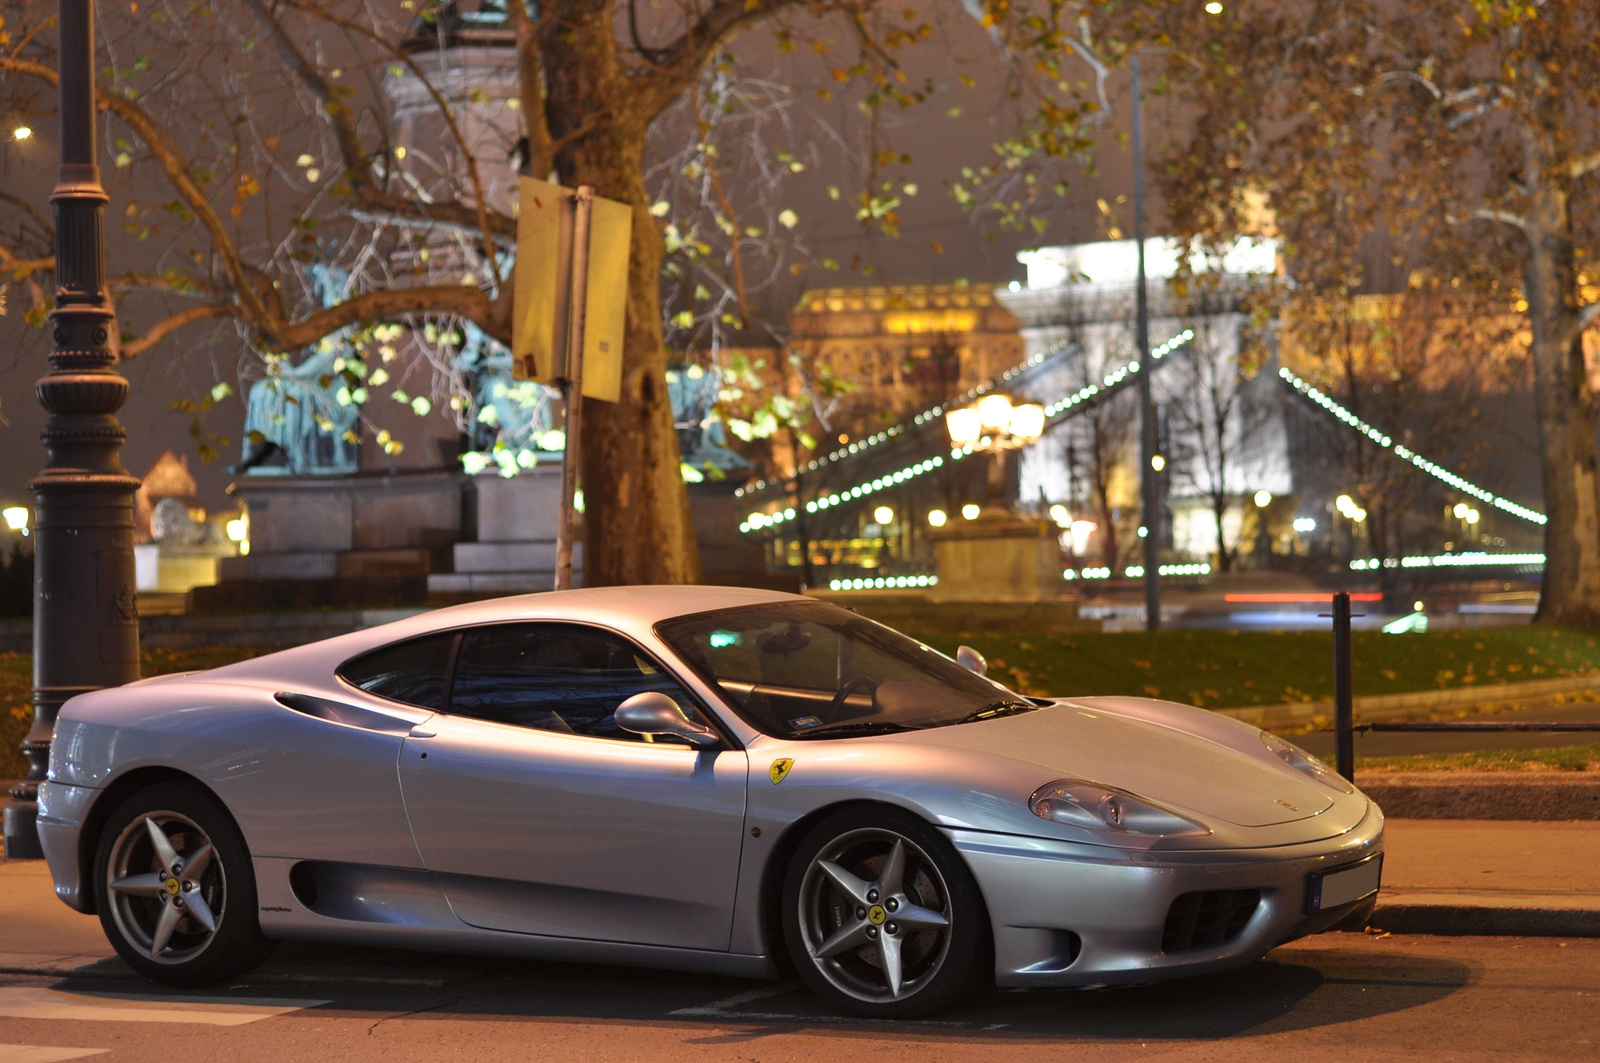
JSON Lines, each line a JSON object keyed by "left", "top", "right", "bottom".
{"left": 1131, "top": 52, "right": 1162, "bottom": 632}
{"left": 554, "top": 188, "right": 593, "bottom": 592}
{"left": 513, "top": 178, "right": 630, "bottom": 592}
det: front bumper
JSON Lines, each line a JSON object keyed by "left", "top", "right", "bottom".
{"left": 953, "top": 800, "right": 1385, "bottom": 988}
{"left": 37, "top": 781, "right": 97, "bottom": 913}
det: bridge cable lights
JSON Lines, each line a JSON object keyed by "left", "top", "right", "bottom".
{"left": 1278, "top": 366, "right": 1545, "bottom": 526}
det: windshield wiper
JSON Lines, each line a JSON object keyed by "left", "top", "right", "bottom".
{"left": 789, "top": 720, "right": 915, "bottom": 739}
{"left": 956, "top": 699, "right": 1039, "bottom": 724}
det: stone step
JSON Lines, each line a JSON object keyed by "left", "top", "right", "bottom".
{"left": 451, "top": 540, "right": 581, "bottom": 574}
{"left": 428, "top": 572, "right": 562, "bottom": 595}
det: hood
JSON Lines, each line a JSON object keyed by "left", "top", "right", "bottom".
{"left": 902, "top": 703, "right": 1334, "bottom": 827}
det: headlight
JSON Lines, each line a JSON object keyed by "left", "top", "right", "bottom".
{"left": 1260, "top": 731, "right": 1355, "bottom": 794}
{"left": 1029, "top": 779, "right": 1210, "bottom": 837}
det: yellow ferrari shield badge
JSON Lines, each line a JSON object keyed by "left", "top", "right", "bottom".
{"left": 769, "top": 758, "right": 795, "bottom": 785}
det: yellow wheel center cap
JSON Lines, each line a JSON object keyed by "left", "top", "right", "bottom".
{"left": 164, "top": 878, "right": 180, "bottom": 896}
{"left": 867, "top": 905, "right": 887, "bottom": 925}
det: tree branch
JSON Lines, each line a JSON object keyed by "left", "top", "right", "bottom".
{"left": 272, "top": 0, "right": 503, "bottom": 283}
{"left": 272, "top": 283, "right": 499, "bottom": 350}
{"left": 120, "top": 304, "right": 236, "bottom": 359}
{"left": 1445, "top": 207, "right": 1528, "bottom": 231}
{"left": 1579, "top": 300, "right": 1600, "bottom": 336}
{"left": 650, "top": 0, "right": 809, "bottom": 104}
{"left": 1571, "top": 150, "right": 1600, "bottom": 181}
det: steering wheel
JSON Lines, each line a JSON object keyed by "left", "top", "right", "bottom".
{"left": 825, "top": 676, "right": 879, "bottom": 723}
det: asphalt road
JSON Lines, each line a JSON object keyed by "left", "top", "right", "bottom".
{"left": 0, "top": 934, "right": 1595, "bottom": 1061}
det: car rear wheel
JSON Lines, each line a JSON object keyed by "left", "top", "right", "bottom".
{"left": 782, "top": 806, "right": 990, "bottom": 1018}
{"left": 92, "top": 780, "right": 275, "bottom": 986}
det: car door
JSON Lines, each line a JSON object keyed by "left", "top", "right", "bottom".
{"left": 397, "top": 621, "right": 750, "bottom": 951}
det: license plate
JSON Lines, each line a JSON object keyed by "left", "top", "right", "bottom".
{"left": 1308, "top": 854, "right": 1382, "bottom": 913}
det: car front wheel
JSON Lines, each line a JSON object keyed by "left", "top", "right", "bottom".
{"left": 92, "top": 780, "right": 275, "bottom": 986}
{"left": 781, "top": 806, "right": 991, "bottom": 1018}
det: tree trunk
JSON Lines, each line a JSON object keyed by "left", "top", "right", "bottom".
{"left": 1526, "top": 181, "right": 1600, "bottom": 627}
{"left": 542, "top": 18, "right": 702, "bottom": 587}
{"left": 566, "top": 130, "right": 703, "bottom": 585}
{"left": 1212, "top": 493, "right": 1232, "bottom": 572}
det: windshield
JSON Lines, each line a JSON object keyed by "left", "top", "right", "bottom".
{"left": 655, "top": 600, "right": 1035, "bottom": 739}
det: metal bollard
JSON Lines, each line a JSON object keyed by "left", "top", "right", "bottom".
{"left": 1332, "top": 591, "right": 1355, "bottom": 783}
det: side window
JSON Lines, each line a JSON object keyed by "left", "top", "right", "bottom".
{"left": 338, "top": 633, "right": 457, "bottom": 710}
{"left": 450, "top": 623, "right": 704, "bottom": 743}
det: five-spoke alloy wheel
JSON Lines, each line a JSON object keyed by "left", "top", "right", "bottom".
{"left": 783, "top": 807, "right": 990, "bottom": 1018}
{"left": 92, "top": 781, "right": 274, "bottom": 986}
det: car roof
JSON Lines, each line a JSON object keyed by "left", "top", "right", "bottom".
{"left": 196, "top": 585, "right": 813, "bottom": 683}
{"left": 420, "top": 584, "right": 805, "bottom": 630}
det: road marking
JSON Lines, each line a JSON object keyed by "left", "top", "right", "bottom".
{"left": 668, "top": 983, "right": 1009, "bottom": 1029}
{"left": 670, "top": 982, "right": 800, "bottom": 1016}
{"left": 0, "top": 1046, "right": 108, "bottom": 1063}
{"left": 0, "top": 987, "right": 328, "bottom": 1026}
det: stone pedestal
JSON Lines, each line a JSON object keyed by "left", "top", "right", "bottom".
{"left": 428, "top": 463, "right": 582, "bottom": 597}
{"left": 688, "top": 479, "right": 796, "bottom": 591}
{"left": 928, "top": 510, "right": 1072, "bottom": 604}
{"left": 195, "top": 468, "right": 465, "bottom": 610}
{"left": 134, "top": 542, "right": 232, "bottom": 594}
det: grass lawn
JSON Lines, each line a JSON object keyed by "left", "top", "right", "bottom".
{"left": 1357, "top": 743, "right": 1600, "bottom": 773}
{"left": 3, "top": 626, "right": 1600, "bottom": 781}
{"left": 0, "top": 647, "right": 266, "bottom": 780}
{"left": 908, "top": 626, "right": 1600, "bottom": 709}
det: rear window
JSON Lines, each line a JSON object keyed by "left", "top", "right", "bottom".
{"left": 337, "top": 633, "right": 457, "bottom": 710}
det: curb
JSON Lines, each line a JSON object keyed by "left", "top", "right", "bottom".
{"left": 1358, "top": 772, "right": 1600, "bottom": 820}
{"left": 1373, "top": 902, "right": 1600, "bottom": 938}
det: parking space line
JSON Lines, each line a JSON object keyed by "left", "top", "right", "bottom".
{"left": 0, "top": 987, "right": 328, "bottom": 1026}
{"left": 669, "top": 982, "right": 801, "bottom": 1016}
{"left": 0, "top": 1046, "right": 108, "bottom": 1063}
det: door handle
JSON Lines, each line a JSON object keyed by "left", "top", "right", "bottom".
{"left": 408, "top": 727, "right": 436, "bottom": 738}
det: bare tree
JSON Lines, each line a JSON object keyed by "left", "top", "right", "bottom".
{"left": 1, "top": 0, "right": 1148, "bottom": 584}
{"left": 1164, "top": 287, "right": 1272, "bottom": 572}
{"left": 1161, "top": 0, "right": 1600, "bottom": 624}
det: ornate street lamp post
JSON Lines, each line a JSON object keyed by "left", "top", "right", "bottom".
{"left": 944, "top": 393, "right": 1046, "bottom": 516}
{"left": 3, "top": 0, "right": 141, "bottom": 858}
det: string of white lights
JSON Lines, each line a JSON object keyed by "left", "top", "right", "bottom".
{"left": 1349, "top": 552, "right": 1545, "bottom": 571}
{"left": 739, "top": 330, "right": 1199, "bottom": 536}
{"left": 1277, "top": 366, "right": 1547, "bottom": 526}
{"left": 734, "top": 338, "right": 1074, "bottom": 500}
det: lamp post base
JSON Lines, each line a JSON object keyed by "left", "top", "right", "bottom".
{"left": 2, "top": 799, "right": 43, "bottom": 860}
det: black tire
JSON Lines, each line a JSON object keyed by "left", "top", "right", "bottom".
{"left": 781, "top": 805, "right": 991, "bottom": 1019}
{"left": 91, "top": 780, "right": 276, "bottom": 986}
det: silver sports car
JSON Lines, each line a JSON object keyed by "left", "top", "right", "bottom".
{"left": 39, "top": 586, "right": 1383, "bottom": 1018}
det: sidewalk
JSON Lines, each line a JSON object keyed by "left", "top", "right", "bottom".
{"left": 0, "top": 819, "right": 1595, "bottom": 986}
{"left": 1374, "top": 818, "right": 1600, "bottom": 936}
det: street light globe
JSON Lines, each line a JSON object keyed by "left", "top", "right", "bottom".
{"left": 1466, "top": 508, "right": 1480, "bottom": 525}
{"left": 1335, "top": 494, "right": 1355, "bottom": 515}
{"left": 1151, "top": 454, "right": 1167, "bottom": 472}
{"left": 1352, "top": 508, "right": 1368, "bottom": 523}
{"left": 12, "top": 126, "right": 31, "bottom": 141}
{"left": 1254, "top": 490, "right": 1273, "bottom": 508}
{"left": 2, "top": 507, "right": 28, "bottom": 532}
{"left": 944, "top": 407, "right": 982, "bottom": 448}
{"left": 977, "top": 393, "right": 1013, "bottom": 431}
{"left": 873, "top": 505, "right": 895, "bottom": 525}
{"left": 1007, "top": 402, "right": 1046, "bottom": 441}
{"left": 928, "top": 509, "right": 948, "bottom": 528}
{"left": 1452, "top": 502, "right": 1468, "bottom": 519}
{"left": 961, "top": 503, "right": 981, "bottom": 520}
{"left": 1048, "top": 504, "right": 1071, "bottom": 527}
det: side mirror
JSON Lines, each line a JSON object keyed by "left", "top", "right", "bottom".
{"left": 615, "top": 691, "right": 720, "bottom": 749}
{"left": 956, "top": 645, "right": 988, "bottom": 676}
